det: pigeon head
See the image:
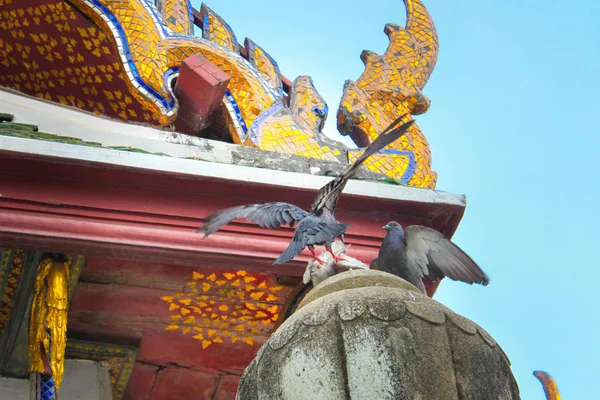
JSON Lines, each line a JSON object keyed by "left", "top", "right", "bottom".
{"left": 303, "top": 259, "right": 336, "bottom": 285}
{"left": 382, "top": 221, "right": 404, "bottom": 233}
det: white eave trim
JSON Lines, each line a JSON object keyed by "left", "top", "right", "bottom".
{"left": 0, "top": 135, "right": 466, "bottom": 208}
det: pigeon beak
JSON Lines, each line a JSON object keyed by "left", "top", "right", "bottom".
{"left": 382, "top": 224, "right": 390, "bottom": 230}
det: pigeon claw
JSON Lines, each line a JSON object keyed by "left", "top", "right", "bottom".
{"left": 308, "top": 245, "right": 325, "bottom": 264}
{"left": 326, "top": 248, "right": 346, "bottom": 263}
{"left": 312, "top": 256, "right": 326, "bottom": 265}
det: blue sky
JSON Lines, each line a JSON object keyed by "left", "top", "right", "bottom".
{"left": 192, "top": 1, "right": 599, "bottom": 398}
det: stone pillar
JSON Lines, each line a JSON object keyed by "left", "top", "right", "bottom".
{"left": 237, "top": 270, "right": 520, "bottom": 400}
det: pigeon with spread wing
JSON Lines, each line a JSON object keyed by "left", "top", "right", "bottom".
{"left": 377, "top": 221, "right": 490, "bottom": 295}
{"left": 197, "top": 116, "right": 415, "bottom": 265}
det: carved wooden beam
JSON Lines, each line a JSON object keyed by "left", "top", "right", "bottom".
{"left": 174, "top": 54, "right": 231, "bottom": 136}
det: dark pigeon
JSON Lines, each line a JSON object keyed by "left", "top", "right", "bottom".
{"left": 376, "top": 221, "right": 489, "bottom": 294}
{"left": 197, "top": 116, "right": 415, "bottom": 265}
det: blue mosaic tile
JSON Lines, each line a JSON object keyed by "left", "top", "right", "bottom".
{"left": 225, "top": 90, "right": 248, "bottom": 133}
{"left": 40, "top": 375, "right": 56, "bottom": 400}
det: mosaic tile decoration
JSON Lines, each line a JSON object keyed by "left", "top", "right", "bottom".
{"left": 197, "top": 3, "right": 347, "bottom": 160}
{"left": 337, "top": 0, "right": 438, "bottom": 188}
{"left": 0, "top": 0, "right": 254, "bottom": 131}
{"left": 245, "top": 37, "right": 283, "bottom": 96}
{"left": 0, "top": 1, "right": 164, "bottom": 123}
{"left": 199, "top": 4, "right": 238, "bottom": 52}
{"left": 348, "top": 148, "right": 415, "bottom": 185}
{"left": 161, "top": 269, "right": 288, "bottom": 350}
{"left": 40, "top": 374, "right": 57, "bottom": 400}
{"left": 0, "top": 0, "right": 438, "bottom": 187}
{"left": 289, "top": 75, "right": 328, "bottom": 136}
{"left": 157, "top": 0, "right": 193, "bottom": 35}
{"left": 254, "top": 105, "right": 344, "bottom": 162}
{"left": 66, "top": 339, "right": 138, "bottom": 400}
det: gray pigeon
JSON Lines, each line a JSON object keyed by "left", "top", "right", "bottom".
{"left": 197, "top": 116, "right": 415, "bottom": 265}
{"left": 303, "top": 242, "right": 369, "bottom": 286}
{"left": 377, "top": 221, "right": 489, "bottom": 295}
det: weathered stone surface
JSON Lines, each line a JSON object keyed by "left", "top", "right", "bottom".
{"left": 237, "top": 270, "right": 520, "bottom": 400}
{"left": 0, "top": 377, "right": 28, "bottom": 400}
{"left": 298, "top": 268, "right": 419, "bottom": 308}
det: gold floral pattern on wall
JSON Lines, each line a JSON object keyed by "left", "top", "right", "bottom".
{"left": 161, "top": 269, "right": 285, "bottom": 349}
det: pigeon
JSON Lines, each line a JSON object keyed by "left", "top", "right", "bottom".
{"left": 281, "top": 242, "right": 368, "bottom": 323}
{"left": 376, "top": 221, "right": 489, "bottom": 295}
{"left": 303, "top": 242, "right": 369, "bottom": 286}
{"left": 197, "top": 116, "right": 415, "bottom": 265}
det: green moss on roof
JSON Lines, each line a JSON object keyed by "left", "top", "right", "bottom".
{"left": 0, "top": 113, "right": 170, "bottom": 156}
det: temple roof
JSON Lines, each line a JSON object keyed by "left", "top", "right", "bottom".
{"left": 0, "top": 88, "right": 388, "bottom": 181}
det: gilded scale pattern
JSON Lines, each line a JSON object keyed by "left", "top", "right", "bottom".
{"left": 338, "top": 0, "right": 438, "bottom": 187}
{"left": 245, "top": 37, "right": 283, "bottom": 95}
{"left": 197, "top": 4, "right": 341, "bottom": 161}
{"left": 0, "top": 0, "right": 438, "bottom": 186}
{"left": 157, "top": 0, "right": 193, "bottom": 35}
{"left": 289, "top": 76, "right": 328, "bottom": 136}
{"left": 161, "top": 269, "right": 287, "bottom": 350}
{"left": 199, "top": 4, "right": 237, "bottom": 52}
{"left": 0, "top": 1, "right": 160, "bottom": 123}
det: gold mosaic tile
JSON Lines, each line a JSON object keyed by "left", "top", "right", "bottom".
{"left": 158, "top": 0, "right": 193, "bottom": 35}
{"left": 256, "top": 107, "right": 342, "bottom": 162}
{"left": 244, "top": 38, "right": 282, "bottom": 94}
{"left": 0, "top": 0, "right": 438, "bottom": 188}
{"left": 337, "top": 0, "right": 438, "bottom": 188}
{"left": 289, "top": 76, "right": 327, "bottom": 136}
{"left": 199, "top": 4, "right": 237, "bottom": 52}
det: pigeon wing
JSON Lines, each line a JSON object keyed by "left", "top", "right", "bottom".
{"left": 404, "top": 226, "right": 490, "bottom": 285}
{"left": 197, "top": 202, "right": 309, "bottom": 237}
{"left": 311, "top": 116, "right": 415, "bottom": 214}
{"left": 273, "top": 218, "right": 349, "bottom": 265}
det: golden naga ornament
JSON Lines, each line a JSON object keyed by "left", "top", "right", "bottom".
{"left": 29, "top": 257, "right": 70, "bottom": 393}
{"left": 534, "top": 371, "right": 561, "bottom": 400}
